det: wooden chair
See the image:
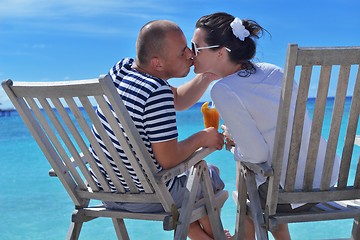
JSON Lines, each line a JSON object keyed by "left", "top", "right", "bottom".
{"left": 2, "top": 75, "right": 228, "bottom": 240}
{"left": 233, "top": 44, "right": 360, "bottom": 239}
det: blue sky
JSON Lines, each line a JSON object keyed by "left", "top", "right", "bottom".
{"left": 1, "top": 0, "right": 359, "bottom": 108}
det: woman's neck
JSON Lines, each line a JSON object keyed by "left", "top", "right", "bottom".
{"left": 218, "top": 62, "right": 244, "bottom": 78}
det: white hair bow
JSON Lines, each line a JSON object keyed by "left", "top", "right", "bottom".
{"left": 230, "top": 17, "right": 250, "bottom": 41}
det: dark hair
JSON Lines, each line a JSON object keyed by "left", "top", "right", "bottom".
{"left": 196, "top": 12, "right": 268, "bottom": 74}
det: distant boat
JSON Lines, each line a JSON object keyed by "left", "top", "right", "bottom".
{"left": 0, "top": 103, "right": 14, "bottom": 117}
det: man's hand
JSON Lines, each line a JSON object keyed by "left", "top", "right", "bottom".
{"left": 201, "top": 127, "right": 224, "bottom": 150}
{"left": 152, "top": 127, "right": 224, "bottom": 169}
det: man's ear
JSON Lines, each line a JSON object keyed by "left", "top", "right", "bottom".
{"left": 150, "top": 57, "right": 164, "bottom": 72}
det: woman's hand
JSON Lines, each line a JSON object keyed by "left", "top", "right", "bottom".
{"left": 221, "top": 125, "right": 235, "bottom": 151}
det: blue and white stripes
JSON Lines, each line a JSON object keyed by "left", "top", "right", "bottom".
{"left": 91, "top": 58, "right": 178, "bottom": 192}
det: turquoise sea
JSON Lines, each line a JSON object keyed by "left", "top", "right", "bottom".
{"left": 1, "top": 99, "right": 359, "bottom": 240}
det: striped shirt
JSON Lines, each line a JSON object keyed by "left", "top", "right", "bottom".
{"left": 91, "top": 58, "right": 178, "bottom": 192}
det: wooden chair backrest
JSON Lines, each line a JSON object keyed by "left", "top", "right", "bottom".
{"left": 268, "top": 44, "right": 360, "bottom": 215}
{"left": 2, "top": 75, "right": 175, "bottom": 210}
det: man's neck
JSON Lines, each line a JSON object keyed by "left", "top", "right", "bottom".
{"left": 132, "top": 61, "right": 165, "bottom": 80}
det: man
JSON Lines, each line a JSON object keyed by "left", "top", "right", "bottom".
{"left": 91, "top": 20, "right": 225, "bottom": 240}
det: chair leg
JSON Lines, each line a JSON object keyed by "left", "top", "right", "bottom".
{"left": 66, "top": 221, "right": 83, "bottom": 240}
{"left": 112, "top": 218, "right": 130, "bottom": 240}
{"left": 201, "top": 162, "right": 226, "bottom": 240}
{"left": 351, "top": 216, "right": 360, "bottom": 240}
{"left": 245, "top": 169, "right": 268, "bottom": 240}
{"left": 234, "top": 163, "right": 247, "bottom": 240}
{"left": 174, "top": 162, "right": 202, "bottom": 240}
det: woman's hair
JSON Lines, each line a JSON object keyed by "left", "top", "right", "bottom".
{"left": 196, "top": 12, "right": 268, "bottom": 74}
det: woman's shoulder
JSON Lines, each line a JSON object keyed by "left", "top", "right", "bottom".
{"left": 254, "top": 62, "right": 284, "bottom": 79}
{"left": 255, "top": 62, "right": 283, "bottom": 72}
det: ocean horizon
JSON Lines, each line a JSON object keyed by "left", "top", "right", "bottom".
{"left": 1, "top": 99, "right": 359, "bottom": 239}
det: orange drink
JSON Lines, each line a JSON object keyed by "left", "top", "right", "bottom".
{"left": 201, "top": 102, "right": 220, "bottom": 129}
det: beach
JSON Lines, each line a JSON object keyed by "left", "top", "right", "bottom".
{"left": 0, "top": 101, "right": 358, "bottom": 240}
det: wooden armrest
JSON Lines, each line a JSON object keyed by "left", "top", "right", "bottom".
{"left": 48, "top": 152, "right": 88, "bottom": 177}
{"left": 156, "top": 147, "right": 216, "bottom": 182}
{"left": 226, "top": 144, "right": 273, "bottom": 177}
{"left": 241, "top": 161, "right": 273, "bottom": 177}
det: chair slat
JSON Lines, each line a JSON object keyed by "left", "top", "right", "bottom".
{"left": 37, "top": 98, "right": 89, "bottom": 190}
{"left": 285, "top": 66, "right": 312, "bottom": 191}
{"left": 303, "top": 66, "right": 331, "bottom": 190}
{"left": 323, "top": 65, "right": 350, "bottom": 189}
{"left": 79, "top": 96, "right": 126, "bottom": 193}
{"left": 297, "top": 47, "right": 360, "bottom": 66}
{"left": 95, "top": 95, "right": 146, "bottom": 193}
{"left": 355, "top": 155, "right": 360, "bottom": 188}
{"left": 267, "top": 44, "right": 298, "bottom": 215}
{"left": 3, "top": 87, "right": 83, "bottom": 205}
{"left": 9, "top": 79, "right": 103, "bottom": 98}
{"left": 65, "top": 98, "right": 105, "bottom": 191}
{"left": 277, "top": 187, "right": 360, "bottom": 204}
{"left": 51, "top": 97, "right": 99, "bottom": 191}
{"left": 348, "top": 67, "right": 360, "bottom": 187}
{"left": 27, "top": 97, "right": 88, "bottom": 190}
{"left": 98, "top": 77, "right": 174, "bottom": 203}
{"left": 65, "top": 97, "right": 111, "bottom": 192}
{"left": 99, "top": 78, "right": 160, "bottom": 176}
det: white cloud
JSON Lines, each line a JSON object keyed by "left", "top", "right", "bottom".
{"left": 0, "top": 0, "right": 175, "bottom": 36}
{"left": 0, "top": 0, "right": 167, "bottom": 19}
{"left": 31, "top": 44, "right": 46, "bottom": 49}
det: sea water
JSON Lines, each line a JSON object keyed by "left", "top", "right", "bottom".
{"left": 0, "top": 99, "right": 359, "bottom": 240}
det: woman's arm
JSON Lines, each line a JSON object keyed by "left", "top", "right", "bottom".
{"left": 172, "top": 73, "right": 219, "bottom": 111}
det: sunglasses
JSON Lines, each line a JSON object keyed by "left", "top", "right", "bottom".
{"left": 191, "top": 41, "right": 232, "bottom": 57}
{"left": 191, "top": 41, "right": 220, "bottom": 56}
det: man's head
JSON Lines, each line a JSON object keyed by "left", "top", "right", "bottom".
{"left": 135, "top": 20, "right": 193, "bottom": 80}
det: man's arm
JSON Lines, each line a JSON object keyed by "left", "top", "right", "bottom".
{"left": 151, "top": 127, "right": 224, "bottom": 169}
{"left": 172, "top": 73, "right": 219, "bottom": 111}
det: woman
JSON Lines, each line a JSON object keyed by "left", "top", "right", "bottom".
{"left": 191, "top": 12, "right": 340, "bottom": 240}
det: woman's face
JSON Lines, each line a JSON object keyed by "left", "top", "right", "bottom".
{"left": 191, "top": 28, "right": 220, "bottom": 74}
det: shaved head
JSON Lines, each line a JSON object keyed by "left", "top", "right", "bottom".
{"left": 136, "top": 20, "right": 183, "bottom": 66}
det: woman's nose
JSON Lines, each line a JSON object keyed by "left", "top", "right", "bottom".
{"left": 187, "top": 47, "right": 195, "bottom": 58}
